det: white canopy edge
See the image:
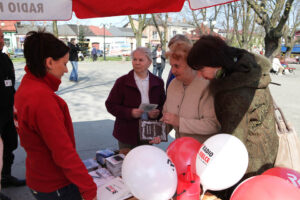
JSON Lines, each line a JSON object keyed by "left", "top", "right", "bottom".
{"left": 189, "top": 0, "right": 238, "bottom": 10}
{"left": 0, "top": 0, "right": 72, "bottom": 20}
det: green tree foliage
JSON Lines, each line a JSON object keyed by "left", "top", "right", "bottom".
{"left": 78, "top": 26, "right": 89, "bottom": 57}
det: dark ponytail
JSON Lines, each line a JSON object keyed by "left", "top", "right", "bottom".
{"left": 24, "top": 30, "right": 69, "bottom": 77}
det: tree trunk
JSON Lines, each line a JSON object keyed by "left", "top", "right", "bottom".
{"left": 136, "top": 33, "right": 142, "bottom": 47}
{"left": 128, "top": 14, "right": 147, "bottom": 48}
{"left": 247, "top": 0, "right": 294, "bottom": 58}
{"left": 151, "top": 13, "right": 168, "bottom": 50}
{"left": 52, "top": 21, "right": 58, "bottom": 37}
{"left": 264, "top": 32, "right": 281, "bottom": 57}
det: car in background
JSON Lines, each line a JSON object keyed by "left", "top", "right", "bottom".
{"left": 285, "top": 57, "right": 299, "bottom": 64}
{"left": 78, "top": 50, "right": 91, "bottom": 61}
{"left": 96, "top": 49, "right": 103, "bottom": 57}
{"left": 78, "top": 51, "right": 84, "bottom": 61}
{"left": 13, "top": 48, "right": 24, "bottom": 58}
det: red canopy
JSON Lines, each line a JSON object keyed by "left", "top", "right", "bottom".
{"left": 73, "top": 0, "right": 185, "bottom": 19}
{"left": 0, "top": 0, "right": 239, "bottom": 20}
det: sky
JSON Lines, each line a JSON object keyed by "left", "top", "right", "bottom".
{"left": 58, "top": 13, "right": 130, "bottom": 27}
{"left": 22, "top": 1, "right": 190, "bottom": 28}
{"left": 56, "top": 1, "right": 192, "bottom": 27}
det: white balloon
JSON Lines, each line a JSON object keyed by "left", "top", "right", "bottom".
{"left": 196, "top": 134, "right": 248, "bottom": 191}
{"left": 122, "top": 145, "right": 177, "bottom": 200}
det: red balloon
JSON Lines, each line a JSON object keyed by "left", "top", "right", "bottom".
{"left": 263, "top": 167, "right": 300, "bottom": 189}
{"left": 230, "top": 175, "right": 300, "bottom": 200}
{"left": 166, "top": 137, "right": 202, "bottom": 175}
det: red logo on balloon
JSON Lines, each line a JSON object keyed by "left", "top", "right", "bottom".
{"left": 198, "top": 146, "right": 214, "bottom": 165}
{"left": 199, "top": 151, "right": 210, "bottom": 164}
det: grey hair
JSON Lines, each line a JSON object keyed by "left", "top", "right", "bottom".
{"left": 168, "top": 34, "right": 192, "bottom": 48}
{"left": 131, "top": 47, "right": 152, "bottom": 62}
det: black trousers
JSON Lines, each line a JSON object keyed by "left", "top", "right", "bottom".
{"left": 0, "top": 110, "right": 18, "bottom": 176}
{"left": 30, "top": 184, "right": 82, "bottom": 200}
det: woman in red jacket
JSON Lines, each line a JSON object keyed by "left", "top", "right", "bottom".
{"left": 13, "top": 31, "right": 97, "bottom": 200}
{"left": 105, "top": 47, "right": 166, "bottom": 149}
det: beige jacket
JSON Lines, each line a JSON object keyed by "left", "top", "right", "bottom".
{"left": 163, "top": 76, "right": 221, "bottom": 143}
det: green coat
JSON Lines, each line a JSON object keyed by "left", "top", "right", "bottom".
{"left": 212, "top": 52, "right": 279, "bottom": 177}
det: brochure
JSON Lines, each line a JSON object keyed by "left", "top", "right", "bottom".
{"left": 97, "top": 177, "right": 132, "bottom": 200}
{"left": 139, "top": 103, "right": 158, "bottom": 112}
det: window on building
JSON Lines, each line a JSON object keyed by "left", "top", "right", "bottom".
{"left": 152, "top": 31, "right": 158, "bottom": 39}
{"left": 173, "top": 31, "right": 177, "bottom": 36}
{"left": 4, "top": 38, "right": 10, "bottom": 47}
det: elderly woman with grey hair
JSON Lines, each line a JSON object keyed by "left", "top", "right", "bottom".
{"left": 106, "top": 47, "right": 166, "bottom": 149}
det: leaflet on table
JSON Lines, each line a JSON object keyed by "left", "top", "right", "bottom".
{"left": 83, "top": 158, "right": 99, "bottom": 172}
{"left": 139, "top": 103, "right": 158, "bottom": 112}
{"left": 97, "top": 177, "right": 132, "bottom": 200}
{"left": 89, "top": 168, "right": 114, "bottom": 187}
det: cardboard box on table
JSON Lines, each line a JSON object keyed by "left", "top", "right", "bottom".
{"left": 105, "top": 154, "right": 125, "bottom": 177}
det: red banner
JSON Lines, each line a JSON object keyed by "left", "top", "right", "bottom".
{"left": 73, "top": 0, "right": 185, "bottom": 19}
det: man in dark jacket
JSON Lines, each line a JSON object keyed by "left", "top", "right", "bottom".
{"left": 0, "top": 28, "right": 25, "bottom": 200}
{"left": 68, "top": 38, "right": 80, "bottom": 82}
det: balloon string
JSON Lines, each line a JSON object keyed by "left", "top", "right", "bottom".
{"left": 200, "top": 188, "right": 206, "bottom": 200}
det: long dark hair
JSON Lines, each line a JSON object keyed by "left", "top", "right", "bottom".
{"left": 24, "top": 30, "right": 69, "bottom": 77}
{"left": 187, "top": 35, "right": 249, "bottom": 74}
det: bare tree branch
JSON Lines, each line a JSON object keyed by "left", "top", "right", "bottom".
{"left": 128, "top": 14, "right": 148, "bottom": 47}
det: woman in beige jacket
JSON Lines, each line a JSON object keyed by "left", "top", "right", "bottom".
{"left": 162, "top": 40, "right": 220, "bottom": 143}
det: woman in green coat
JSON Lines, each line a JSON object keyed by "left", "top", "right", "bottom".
{"left": 187, "top": 35, "right": 279, "bottom": 199}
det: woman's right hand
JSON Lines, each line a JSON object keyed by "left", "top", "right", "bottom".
{"left": 131, "top": 108, "right": 143, "bottom": 118}
{"left": 149, "top": 136, "right": 161, "bottom": 144}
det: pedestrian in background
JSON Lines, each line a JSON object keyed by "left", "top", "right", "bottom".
{"left": 91, "top": 47, "right": 97, "bottom": 62}
{"left": 152, "top": 45, "right": 166, "bottom": 78}
{"left": 271, "top": 54, "right": 284, "bottom": 75}
{"left": 68, "top": 38, "right": 80, "bottom": 82}
{"left": 14, "top": 30, "right": 97, "bottom": 200}
{"left": 0, "top": 28, "right": 25, "bottom": 200}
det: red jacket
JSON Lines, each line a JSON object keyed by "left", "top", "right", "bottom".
{"left": 105, "top": 70, "right": 166, "bottom": 145}
{"left": 14, "top": 67, "right": 96, "bottom": 200}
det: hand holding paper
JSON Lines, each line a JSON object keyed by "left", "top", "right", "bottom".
{"left": 131, "top": 108, "right": 143, "bottom": 118}
{"left": 149, "top": 136, "right": 161, "bottom": 144}
{"left": 148, "top": 109, "right": 160, "bottom": 119}
{"left": 139, "top": 103, "right": 158, "bottom": 112}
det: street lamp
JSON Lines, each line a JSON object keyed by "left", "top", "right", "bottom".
{"left": 100, "top": 23, "right": 111, "bottom": 61}
{"left": 76, "top": 21, "right": 80, "bottom": 40}
{"left": 203, "top": 19, "right": 217, "bottom": 35}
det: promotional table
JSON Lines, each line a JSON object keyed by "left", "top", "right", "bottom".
{"left": 127, "top": 192, "right": 221, "bottom": 200}
{"left": 94, "top": 148, "right": 221, "bottom": 200}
